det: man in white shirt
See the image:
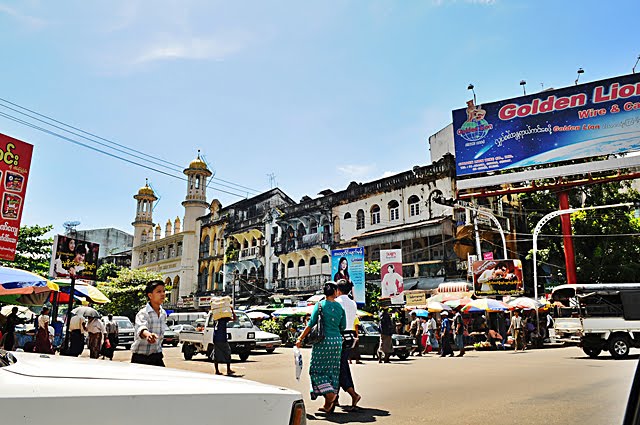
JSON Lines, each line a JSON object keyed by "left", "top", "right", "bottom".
{"left": 335, "top": 280, "right": 362, "bottom": 411}
{"left": 426, "top": 312, "right": 439, "bottom": 353}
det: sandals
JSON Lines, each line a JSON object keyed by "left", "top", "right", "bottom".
{"left": 318, "top": 397, "right": 338, "bottom": 414}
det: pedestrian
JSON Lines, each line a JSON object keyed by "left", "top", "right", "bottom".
{"left": 68, "top": 312, "right": 86, "bottom": 357}
{"left": 349, "top": 316, "right": 363, "bottom": 364}
{"left": 87, "top": 316, "right": 106, "bottom": 359}
{"left": 440, "top": 311, "right": 454, "bottom": 357}
{"left": 409, "top": 312, "right": 422, "bottom": 356}
{"left": 212, "top": 311, "right": 237, "bottom": 376}
{"left": 296, "top": 282, "right": 346, "bottom": 414}
{"left": 2, "top": 307, "right": 23, "bottom": 351}
{"left": 419, "top": 316, "right": 430, "bottom": 353}
{"left": 486, "top": 328, "right": 504, "bottom": 350}
{"left": 131, "top": 280, "right": 167, "bottom": 367}
{"left": 34, "top": 307, "right": 54, "bottom": 354}
{"left": 453, "top": 309, "right": 466, "bottom": 357}
{"left": 377, "top": 308, "right": 394, "bottom": 363}
{"left": 426, "top": 312, "right": 439, "bottom": 354}
{"left": 335, "top": 279, "right": 362, "bottom": 411}
{"left": 509, "top": 310, "right": 524, "bottom": 352}
{"left": 103, "top": 314, "right": 119, "bottom": 360}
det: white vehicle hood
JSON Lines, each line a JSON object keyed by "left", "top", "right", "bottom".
{"left": 0, "top": 352, "right": 303, "bottom": 425}
{"left": 255, "top": 330, "right": 280, "bottom": 340}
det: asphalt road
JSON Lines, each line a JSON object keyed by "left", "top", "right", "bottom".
{"left": 105, "top": 345, "right": 638, "bottom": 425}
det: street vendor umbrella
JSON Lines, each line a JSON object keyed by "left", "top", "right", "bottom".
{"left": 0, "top": 304, "right": 35, "bottom": 320}
{"left": 412, "top": 309, "right": 430, "bottom": 318}
{"left": 461, "top": 298, "right": 513, "bottom": 313}
{"left": 71, "top": 306, "right": 101, "bottom": 318}
{"left": 507, "top": 297, "right": 547, "bottom": 310}
{"left": 0, "top": 266, "right": 59, "bottom": 305}
{"left": 427, "top": 301, "right": 452, "bottom": 313}
{"left": 51, "top": 279, "right": 110, "bottom": 304}
{"left": 271, "top": 306, "right": 314, "bottom": 317}
{"left": 427, "top": 292, "right": 473, "bottom": 304}
{"left": 443, "top": 297, "right": 473, "bottom": 309}
{"left": 247, "top": 311, "right": 270, "bottom": 320}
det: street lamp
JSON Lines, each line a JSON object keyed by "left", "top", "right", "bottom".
{"left": 575, "top": 68, "right": 584, "bottom": 85}
{"left": 467, "top": 83, "right": 477, "bottom": 105}
{"left": 633, "top": 54, "right": 640, "bottom": 74}
{"left": 520, "top": 80, "right": 527, "bottom": 95}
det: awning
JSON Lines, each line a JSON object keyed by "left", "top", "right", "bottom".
{"left": 355, "top": 217, "right": 452, "bottom": 245}
{"left": 437, "top": 281, "right": 473, "bottom": 293}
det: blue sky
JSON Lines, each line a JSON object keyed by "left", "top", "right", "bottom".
{"left": 1, "top": 0, "right": 639, "bottom": 237}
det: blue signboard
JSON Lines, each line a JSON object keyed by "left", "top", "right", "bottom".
{"left": 452, "top": 73, "right": 640, "bottom": 176}
{"left": 331, "top": 247, "right": 365, "bottom": 306}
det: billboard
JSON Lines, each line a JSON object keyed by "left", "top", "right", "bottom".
{"left": 50, "top": 235, "right": 100, "bottom": 281}
{"left": 380, "top": 249, "right": 404, "bottom": 305}
{"left": 0, "top": 133, "right": 33, "bottom": 261}
{"left": 472, "top": 259, "right": 523, "bottom": 296}
{"left": 453, "top": 73, "right": 640, "bottom": 177}
{"left": 331, "top": 247, "right": 365, "bottom": 306}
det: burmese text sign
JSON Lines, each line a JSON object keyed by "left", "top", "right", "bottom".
{"left": 49, "top": 235, "right": 100, "bottom": 281}
{"left": 331, "top": 247, "right": 365, "bottom": 305}
{"left": 472, "top": 259, "right": 523, "bottom": 296}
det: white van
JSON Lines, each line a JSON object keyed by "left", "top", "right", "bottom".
{"left": 166, "top": 312, "right": 207, "bottom": 328}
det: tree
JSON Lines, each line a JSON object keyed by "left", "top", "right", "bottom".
{"left": 363, "top": 261, "right": 381, "bottom": 313}
{"left": 519, "top": 181, "right": 640, "bottom": 289}
{"left": 96, "top": 262, "right": 122, "bottom": 282}
{"left": 0, "top": 224, "right": 53, "bottom": 276}
{"left": 97, "top": 268, "right": 164, "bottom": 319}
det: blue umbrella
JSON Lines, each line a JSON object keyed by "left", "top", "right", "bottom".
{"left": 413, "top": 309, "right": 429, "bottom": 318}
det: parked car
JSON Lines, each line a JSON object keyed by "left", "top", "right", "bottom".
{"left": 0, "top": 350, "right": 305, "bottom": 425}
{"left": 252, "top": 326, "right": 282, "bottom": 353}
{"left": 180, "top": 311, "right": 256, "bottom": 361}
{"left": 357, "top": 320, "right": 416, "bottom": 360}
{"left": 171, "top": 324, "right": 196, "bottom": 334}
{"left": 101, "top": 316, "right": 135, "bottom": 350}
{"left": 163, "top": 327, "right": 179, "bottom": 347}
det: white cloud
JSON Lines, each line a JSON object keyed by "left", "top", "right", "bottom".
{"left": 0, "top": 4, "right": 46, "bottom": 29}
{"left": 337, "top": 164, "right": 376, "bottom": 177}
{"left": 133, "top": 34, "right": 251, "bottom": 64}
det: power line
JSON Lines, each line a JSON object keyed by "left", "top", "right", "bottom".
{"left": 0, "top": 97, "right": 261, "bottom": 194}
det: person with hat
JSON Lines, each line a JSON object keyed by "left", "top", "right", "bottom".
{"left": 439, "top": 311, "right": 454, "bottom": 357}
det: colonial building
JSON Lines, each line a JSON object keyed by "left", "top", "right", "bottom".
{"left": 131, "top": 154, "right": 212, "bottom": 305}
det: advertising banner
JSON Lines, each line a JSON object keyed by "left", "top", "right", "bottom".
{"left": 453, "top": 73, "right": 640, "bottom": 176}
{"left": 0, "top": 133, "right": 33, "bottom": 261}
{"left": 405, "top": 292, "right": 426, "bottom": 307}
{"left": 472, "top": 259, "right": 523, "bottom": 296}
{"left": 331, "top": 247, "right": 365, "bottom": 306}
{"left": 49, "top": 235, "right": 100, "bottom": 281}
{"left": 380, "top": 249, "right": 404, "bottom": 305}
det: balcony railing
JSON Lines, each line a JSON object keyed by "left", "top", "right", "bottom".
{"left": 279, "top": 274, "right": 330, "bottom": 291}
{"left": 273, "top": 232, "right": 331, "bottom": 255}
{"left": 239, "top": 246, "right": 262, "bottom": 260}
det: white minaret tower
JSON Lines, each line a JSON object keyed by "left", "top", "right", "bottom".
{"left": 181, "top": 151, "right": 212, "bottom": 296}
{"left": 132, "top": 179, "right": 157, "bottom": 267}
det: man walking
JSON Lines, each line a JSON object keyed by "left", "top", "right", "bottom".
{"left": 335, "top": 280, "right": 362, "bottom": 410}
{"left": 440, "top": 311, "right": 454, "bottom": 357}
{"left": 2, "top": 307, "right": 23, "bottom": 351}
{"left": 103, "top": 314, "right": 119, "bottom": 360}
{"left": 453, "top": 310, "right": 466, "bottom": 357}
{"left": 378, "top": 308, "right": 393, "bottom": 363}
{"left": 212, "top": 312, "right": 237, "bottom": 376}
{"left": 409, "top": 312, "right": 422, "bottom": 356}
{"left": 425, "top": 312, "right": 439, "bottom": 354}
{"left": 131, "top": 280, "right": 167, "bottom": 366}
{"left": 86, "top": 316, "right": 106, "bottom": 359}
{"left": 509, "top": 310, "right": 524, "bottom": 352}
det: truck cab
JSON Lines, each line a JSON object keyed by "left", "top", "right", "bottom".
{"left": 180, "top": 311, "right": 256, "bottom": 362}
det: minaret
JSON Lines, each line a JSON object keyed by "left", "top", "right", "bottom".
{"left": 132, "top": 180, "right": 157, "bottom": 267}
{"left": 181, "top": 152, "right": 212, "bottom": 296}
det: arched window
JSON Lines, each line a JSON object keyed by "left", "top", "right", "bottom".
{"left": 199, "top": 236, "right": 210, "bottom": 258}
{"left": 344, "top": 212, "right": 351, "bottom": 220}
{"left": 298, "top": 259, "right": 306, "bottom": 267}
{"left": 310, "top": 257, "right": 317, "bottom": 265}
{"left": 356, "top": 209, "right": 365, "bottom": 230}
{"left": 408, "top": 195, "right": 421, "bottom": 216}
{"left": 388, "top": 200, "right": 400, "bottom": 221}
{"left": 310, "top": 219, "right": 318, "bottom": 234}
{"left": 321, "top": 255, "right": 330, "bottom": 264}
{"left": 196, "top": 176, "right": 201, "bottom": 189}
{"left": 287, "top": 260, "right": 294, "bottom": 269}
{"left": 198, "top": 268, "right": 208, "bottom": 293}
{"left": 370, "top": 205, "right": 381, "bottom": 225}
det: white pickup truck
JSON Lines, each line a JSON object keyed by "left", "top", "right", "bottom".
{"left": 180, "top": 310, "right": 256, "bottom": 361}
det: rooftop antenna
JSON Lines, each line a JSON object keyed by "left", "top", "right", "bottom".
{"left": 63, "top": 221, "right": 81, "bottom": 236}
{"left": 633, "top": 54, "right": 640, "bottom": 74}
{"left": 519, "top": 80, "right": 527, "bottom": 95}
{"left": 200, "top": 153, "right": 217, "bottom": 188}
{"left": 540, "top": 82, "right": 544, "bottom": 91}
{"left": 267, "top": 173, "right": 277, "bottom": 189}
{"left": 467, "top": 83, "right": 476, "bottom": 105}
{"left": 147, "top": 181, "right": 161, "bottom": 211}
{"left": 575, "top": 67, "right": 584, "bottom": 85}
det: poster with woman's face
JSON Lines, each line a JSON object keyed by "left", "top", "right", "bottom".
{"left": 380, "top": 249, "right": 404, "bottom": 305}
{"left": 331, "top": 247, "right": 365, "bottom": 305}
{"left": 49, "top": 234, "right": 101, "bottom": 281}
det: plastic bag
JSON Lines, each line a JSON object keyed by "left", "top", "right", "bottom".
{"left": 293, "top": 347, "right": 303, "bottom": 381}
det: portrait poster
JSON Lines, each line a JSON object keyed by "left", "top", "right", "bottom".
{"left": 0, "top": 133, "right": 33, "bottom": 261}
{"left": 331, "top": 247, "right": 365, "bottom": 306}
{"left": 472, "top": 259, "right": 523, "bottom": 296}
{"left": 380, "top": 249, "right": 404, "bottom": 305}
{"left": 49, "top": 235, "right": 100, "bottom": 281}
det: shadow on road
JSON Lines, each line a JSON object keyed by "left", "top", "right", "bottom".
{"left": 570, "top": 354, "right": 640, "bottom": 361}
{"left": 307, "top": 407, "right": 390, "bottom": 423}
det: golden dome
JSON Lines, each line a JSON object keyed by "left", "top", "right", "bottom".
{"left": 137, "top": 184, "right": 155, "bottom": 196}
{"left": 189, "top": 157, "right": 208, "bottom": 170}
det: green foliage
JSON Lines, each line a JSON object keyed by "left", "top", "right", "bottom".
{"left": 96, "top": 262, "right": 121, "bottom": 282}
{"left": 0, "top": 224, "right": 53, "bottom": 276}
{"left": 225, "top": 244, "right": 238, "bottom": 262}
{"left": 259, "top": 318, "right": 282, "bottom": 334}
{"left": 519, "top": 181, "right": 640, "bottom": 287}
{"left": 96, "top": 268, "right": 164, "bottom": 319}
{"left": 363, "top": 261, "right": 382, "bottom": 314}
{"left": 364, "top": 260, "right": 381, "bottom": 276}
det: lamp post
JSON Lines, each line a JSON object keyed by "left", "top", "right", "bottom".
{"left": 575, "top": 68, "right": 584, "bottom": 85}
{"left": 520, "top": 80, "right": 527, "bottom": 95}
